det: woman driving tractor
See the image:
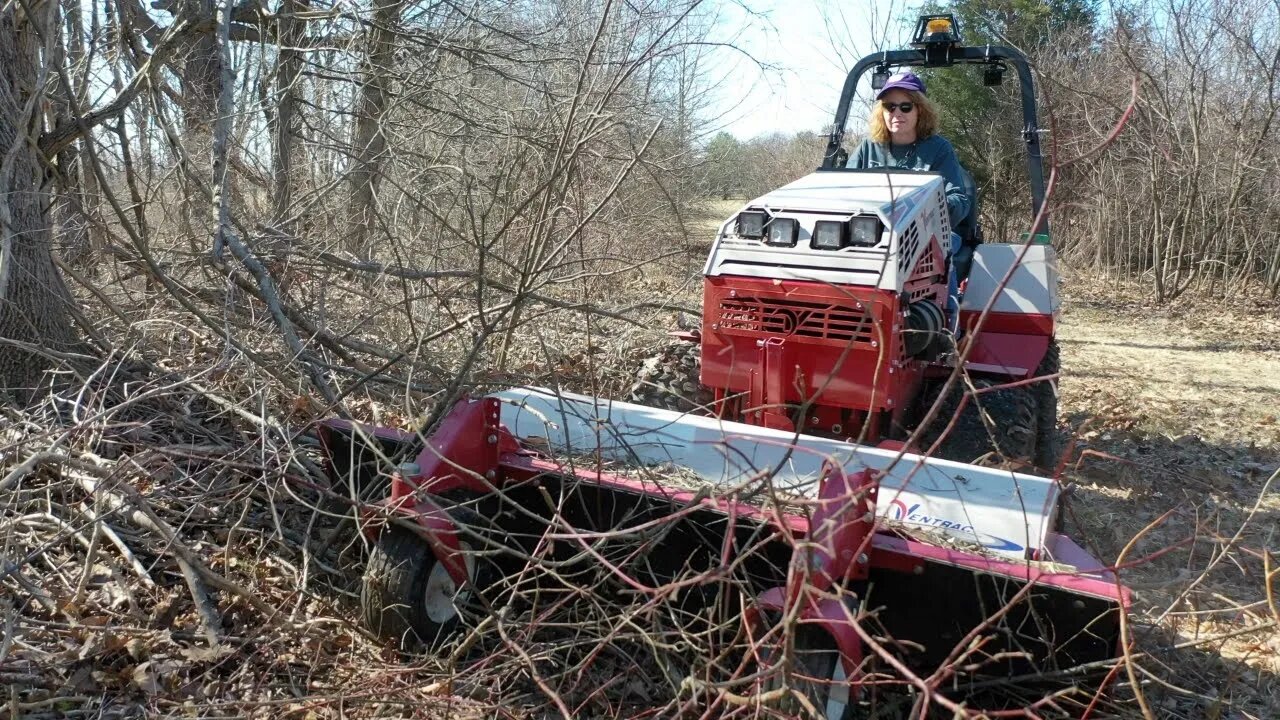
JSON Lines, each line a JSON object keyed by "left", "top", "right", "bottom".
{"left": 848, "top": 71, "right": 976, "bottom": 288}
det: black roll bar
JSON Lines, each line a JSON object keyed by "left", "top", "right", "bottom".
{"left": 822, "top": 45, "right": 1047, "bottom": 229}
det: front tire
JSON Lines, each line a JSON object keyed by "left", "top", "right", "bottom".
{"left": 362, "top": 527, "right": 485, "bottom": 649}
{"left": 624, "top": 340, "right": 713, "bottom": 414}
{"left": 1032, "top": 341, "right": 1062, "bottom": 473}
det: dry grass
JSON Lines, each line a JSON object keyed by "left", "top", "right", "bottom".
{"left": 1054, "top": 268, "right": 1280, "bottom": 719}
{"left": 1058, "top": 271, "right": 1280, "bottom": 447}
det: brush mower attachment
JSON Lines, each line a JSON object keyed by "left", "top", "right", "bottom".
{"left": 320, "top": 387, "right": 1129, "bottom": 712}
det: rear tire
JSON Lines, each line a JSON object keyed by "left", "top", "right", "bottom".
{"left": 921, "top": 379, "right": 1037, "bottom": 467}
{"left": 362, "top": 525, "right": 490, "bottom": 649}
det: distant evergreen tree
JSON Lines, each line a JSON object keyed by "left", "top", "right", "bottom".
{"left": 913, "top": 0, "right": 1097, "bottom": 238}
{"left": 703, "top": 132, "right": 745, "bottom": 199}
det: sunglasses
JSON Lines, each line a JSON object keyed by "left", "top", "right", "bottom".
{"left": 882, "top": 102, "right": 915, "bottom": 114}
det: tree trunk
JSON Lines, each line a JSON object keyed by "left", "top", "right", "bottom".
{"left": 210, "top": 0, "right": 235, "bottom": 257}
{"left": 176, "top": 0, "right": 221, "bottom": 254}
{"left": 48, "top": 0, "right": 98, "bottom": 267}
{"left": 71, "top": 0, "right": 102, "bottom": 252}
{"left": 0, "top": 7, "right": 81, "bottom": 402}
{"left": 346, "top": 0, "right": 404, "bottom": 260}
{"left": 271, "top": 0, "right": 307, "bottom": 232}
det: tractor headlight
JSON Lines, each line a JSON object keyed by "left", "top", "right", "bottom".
{"left": 849, "top": 216, "right": 883, "bottom": 247}
{"left": 736, "top": 211, "right": 766, "bottom": 238}
{"left": 811, "top": 221, "right": 846, "bottom": 250}
{"left": 766, "top": 217, "right": 798, "bottom": 247}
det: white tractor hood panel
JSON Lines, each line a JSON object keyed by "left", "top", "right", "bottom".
{"left": 704, "top": 170, "right": 950, "bottom": 291}
{"left": 748, "top": 169, "right": 944, "bottom": 221}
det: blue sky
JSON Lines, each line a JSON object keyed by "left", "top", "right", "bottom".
{"left": 707, "top": 0, "right": 907, "bottom": 139}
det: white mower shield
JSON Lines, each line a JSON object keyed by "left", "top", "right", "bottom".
{"left": 494, "top": 387, "right": 1059, "bottom": 559}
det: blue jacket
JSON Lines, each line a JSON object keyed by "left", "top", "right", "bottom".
{"left": 847, "top": 135, "right": 972, "bottom": 229}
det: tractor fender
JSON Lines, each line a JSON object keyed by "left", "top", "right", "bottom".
{"left": 960, "top": 330, "right": 1050, "bottom": 380}
{"left": 754, "top": 587, "right": 864, "bottom": 677}
{"left": 362, "top": 499, "right": 470, "bottom": 586}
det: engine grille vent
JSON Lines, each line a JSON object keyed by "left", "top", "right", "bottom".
{"left": 911, "top": 243, "right": 937, "bottom": 278}
{"left": 898, "top": 221, "right": 921, "bottom": 273}
{"left": 716, "top": 296, "right": 875, "bottom": 343}
{"left": 935, "top": 186, "right": 951, "bottom": 236}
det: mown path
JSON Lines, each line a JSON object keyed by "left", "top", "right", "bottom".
{"left": 1055, "top": 287, "right": 1279, "bottom": 717}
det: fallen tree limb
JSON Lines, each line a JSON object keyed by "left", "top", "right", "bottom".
{"left": 72, "top": 458, "right": 283, "bottom": 645}
{"left": 0, "top": 563, "right": 59, "bottom": 615}
{"left": 73, "top": 470, "right": 224, "bottom": 646}
{"left": 219, "top": 233, "right": 346, "bottom": 415}
{"left": 0, "top": 450, "right": 111, "bottom": 495}
{"left": 76, "top": 501, "right": 156, "bottom": 587}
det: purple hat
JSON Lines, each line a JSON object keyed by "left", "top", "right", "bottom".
{"left": 876, "top": 72, "right": 926, "bottom": 99}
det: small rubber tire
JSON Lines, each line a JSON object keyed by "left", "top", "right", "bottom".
{"left": 361, "top": 526, "right": 488, "bottom": 649}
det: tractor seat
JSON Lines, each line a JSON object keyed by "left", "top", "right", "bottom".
{"left": 952, "top": 168, "right": 982, "bottom": 250}
{"left": 949, "top": 168, "right": 981, "bottom": 286}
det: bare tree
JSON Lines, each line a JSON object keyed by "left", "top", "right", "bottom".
{"left": 271, "top": 0, "right": 308, "bottom": 231}
{"left": 1037, "top": 0, "right": 1280, "bottom": 299}
{"left": 173, "top": 0, "right": 223, "bottom": 249}
{"left": 0, "top": 3, "right": 81, "bottom": 400}
{"left": 345, "top": 0, "right": 404, "bottom": 259}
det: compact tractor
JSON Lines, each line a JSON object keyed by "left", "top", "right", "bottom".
{"left": 634, "top": 16, "right": 1060, "bottom": 473}
{"left": 322, "top": 15, "right": 1129, "bottom": 719}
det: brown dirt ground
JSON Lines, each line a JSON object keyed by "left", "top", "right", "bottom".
{"left": 1053, "top": 276, "right": 1280, "bottom": 719}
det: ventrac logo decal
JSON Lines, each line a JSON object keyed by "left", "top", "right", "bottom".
{"left": 888, "top": 194, "right": 919, "bottom": 224}
{"left": 764, "top": 307, "right": 808, "bottom": 334}
{"left": 887, "top": 500, "right": 1024, "bottom": 553}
